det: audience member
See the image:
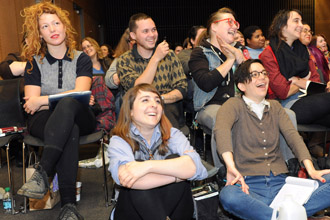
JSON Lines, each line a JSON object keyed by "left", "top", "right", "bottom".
{"left": 215, "top": 59, "right": 330, "bottom": 220}
{"left": 174, "top": 44, "right": 183, "bottom": 54}
{"left": 117, "top": 13, "right": 188, "bottom": 131}
{"left": 82, "top": 37, "right": 111, "bottom": 74}
{"left": 234, "top": 30, "right": 245, "bottom": 46}
{"left": 311, "top": 34, "right": 330, "bottom": 69}
{"left": 182, "top": 37, "right": 192, "bottom": 49}
{"left": 0, "top": 33, "right": 27, "bottom": 79}
{"left": 17, "top": 2, "right": 96, "bottom": 219}
{"left": 260, "top": 9, "right": 330, "bottom": 150}
{"left": 188, "top": 7, "right": 245, "bottom": 168}
{"left": 177, "top": 25, "right": 205, "bottom": 114}
{"left": 300, "top": 23, "right": 330, "bottom": 84}
{"left": 105, "top": 28, "right": 135, "bottom": 119}
{"left": 108, "top": 83, "right": 207, "bottom": 219}
{"left": 100, "top": 43, "right": 114, "bottom": 58}
{"left": 243, "top": 25, "right": 266, "bottom": 59}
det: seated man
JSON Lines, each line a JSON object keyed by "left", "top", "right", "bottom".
{"left": 214, "top": 59, "right": 330, "bottom": 220}
{"left": 243, "top": 26, "right": 265, "bottom": 59}
{"left": 117, "top": 13, "right": 187, "bottom": 131}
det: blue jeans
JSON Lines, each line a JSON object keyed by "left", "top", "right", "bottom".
{"left": 220, "top": 173, "right": 330, "bottom": 220}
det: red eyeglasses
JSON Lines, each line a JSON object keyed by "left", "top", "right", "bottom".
{"left": 213, "top": 18, "right": 240, "bottom": 29}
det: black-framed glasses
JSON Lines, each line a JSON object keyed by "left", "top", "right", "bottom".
{"left": 302, "top": 29, "right": 313, "bottom": 35}
{"left": 250, "top": 70, "right": 269, "bottom": 78}
{"left": 213, "top": 18, "right": 240, "bottom": 29}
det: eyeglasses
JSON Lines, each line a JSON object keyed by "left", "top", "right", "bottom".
{"left": 250, "top": 70, "right": 269, "bottom": 78}
{"left": 82, "top": 44, "right": 93, "bottom": 51}
{"left": 302, "top": 29, "right": 313, "bottom": 35}
{"left": 213, "top": 18, "right": 240, "bottom": 29}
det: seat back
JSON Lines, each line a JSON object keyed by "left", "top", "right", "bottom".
{"left": 0, "top": 78, "right": 25, "bottom": 128}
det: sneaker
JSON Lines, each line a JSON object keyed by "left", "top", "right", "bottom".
{"left": 17, "top": 163, "right": 49, "bottom": 199}
{"left": 58, "top": 203, "right": 84, "bottom": 220}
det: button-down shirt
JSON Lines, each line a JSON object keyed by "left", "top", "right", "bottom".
{"left": 108, "top": 124, "right": 207, "bottom": 185}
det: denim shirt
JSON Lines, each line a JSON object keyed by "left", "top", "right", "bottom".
{"left": 108, "top": 124, "right": 208, "bottom": 185}
{"left": 193, "top": 45, "right": 221, "bottom": 111}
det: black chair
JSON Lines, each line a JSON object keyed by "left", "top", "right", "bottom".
{"left": 21, "top": 129, "right": 109, "bottom": 213}
{"left": 0, "top": 78, "right": 26, "bottom": 214}
{"left": 297, "top": 124, "right": 330, "bottom": 156}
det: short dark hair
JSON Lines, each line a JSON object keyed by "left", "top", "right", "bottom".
{"left": 188, "top": 25, "right": 205, "bottom": 46}
{"left": 128, "top": 13, "right": 152, "bottom": 32}
{"left": 234, "top": 59, "right": 264, "bottom": 93}
{"left": 243, "top": 25, "right": 261, "bottom": 40}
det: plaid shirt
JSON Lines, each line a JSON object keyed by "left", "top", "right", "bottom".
{"left": 91, "top": 76, "right": 116, "bottom": 133}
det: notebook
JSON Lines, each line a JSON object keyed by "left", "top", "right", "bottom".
{"left": 48, "top": 91, "right": 91, "bottom": 110}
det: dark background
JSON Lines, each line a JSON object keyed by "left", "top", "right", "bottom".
{"left": 101, "top": 0, "right": 315, "bottom": 49}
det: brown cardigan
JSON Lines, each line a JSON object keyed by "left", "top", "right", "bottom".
{"left": 214, "top": 97, "right": 311, "bottom": 176}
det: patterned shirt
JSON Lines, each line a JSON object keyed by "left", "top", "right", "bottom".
{"left": 117, "top": 44, "right": 187, "bottom": 97}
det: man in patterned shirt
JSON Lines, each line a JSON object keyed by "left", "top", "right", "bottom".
{"left": 117, "top": 13, "right": 188, "bottom": 130}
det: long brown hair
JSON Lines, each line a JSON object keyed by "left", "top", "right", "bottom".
{"left": 21, "top": 1, "right": 77, "bottom": 72}
{"left": 196, "top": 7, "right": 236, "bottom": 46}
{"left": 112, "top": 84, "right": 172, "bottom": 155}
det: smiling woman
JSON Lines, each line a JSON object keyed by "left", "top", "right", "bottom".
{"left": 260, "top": 9, "right": 330, "bottom": 148}
{"left": 108, "top": 83, "right": 207, "bottom": 219}
{"left": 17, "top": 2, "right": 95, "bottom": 219}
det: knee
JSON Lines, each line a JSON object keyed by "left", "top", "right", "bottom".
{"left": 219, "top": 185, "right": 240, "bottom": 210}
{"left": 55, "top": 97, "right": 80, "bottom": 113}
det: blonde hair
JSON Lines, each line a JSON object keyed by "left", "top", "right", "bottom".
{"left": 81, "top": 37, "right": 104, "bottom": 59}
{"left": 21, "top": 1, "right": 77, "bottom": 72}
{"left": 113, "top": 28, "right": 131, "bottom": 58}
{"left": 196, "top": 7, "right": 236, "bottom": 46}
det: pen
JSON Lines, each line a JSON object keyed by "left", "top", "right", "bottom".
{"left": 223, "top": 179, "right": 242, "bottom": 187}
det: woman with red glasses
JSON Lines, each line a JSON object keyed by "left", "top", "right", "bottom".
{"left": 188, "top": 7, "right": 248, "bottom": 168}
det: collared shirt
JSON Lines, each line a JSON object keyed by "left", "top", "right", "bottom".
{"left": 242, "top": 95, "right": 270, "bottom": 120}
{"left": 24, "top": 50, "right": 92, "bottom": 95}
{"left": 116, "top": 44, "right": 187, "bottom": 97}
{"left": 108, "top": 124, "right": 208, "bottom": 185}
{"left": 214, "top": 97, "right": 311, "bottom": 177}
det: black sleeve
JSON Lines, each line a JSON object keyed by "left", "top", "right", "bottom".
{"left": 24, "top": 58, "right": 41, "bottom": 86}
{"left": 188, "top": 47, "right": 225, "bottom": 92}
{"left": 0, "top": 53, "right": 21, "bottom": 79}
{"left": 76, "top": 52, "right": 93, "bottom": 78}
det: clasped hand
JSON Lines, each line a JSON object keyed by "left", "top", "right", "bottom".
{"left": 23, "top": 96, "right": 41, "bottom": 115}
{"left": 217, "top": 36, "right": 244, "bottom": 64}
{"left": 118, "top": 161, "right": 148, "bottom": 188}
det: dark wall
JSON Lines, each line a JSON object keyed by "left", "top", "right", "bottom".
{"left": 102, "top": 0, "right": 314, "bottom": 49}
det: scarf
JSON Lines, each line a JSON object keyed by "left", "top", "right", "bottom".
{"left": 269, "top": 37, "right": 310, "bottom": 80}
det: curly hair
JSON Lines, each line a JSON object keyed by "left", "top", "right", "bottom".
{"left": 81, "top": 37, "right": 104, "bottom": 59}
{"left": 111, "top": 84, "right": 172, "bottom": 155}
{"left": 21, "top": 1, "right": 77, "bottom": 72}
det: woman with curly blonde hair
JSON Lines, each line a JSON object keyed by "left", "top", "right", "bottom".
{"left": 21, "top": 0, "right": 77, "bottom": 68}
{"left": 17, "top": 2, "right": 95, "bottom": 219}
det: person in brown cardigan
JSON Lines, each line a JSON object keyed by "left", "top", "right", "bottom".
{"left": 214, "top": 59, "right": 330, "bottom": 220}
